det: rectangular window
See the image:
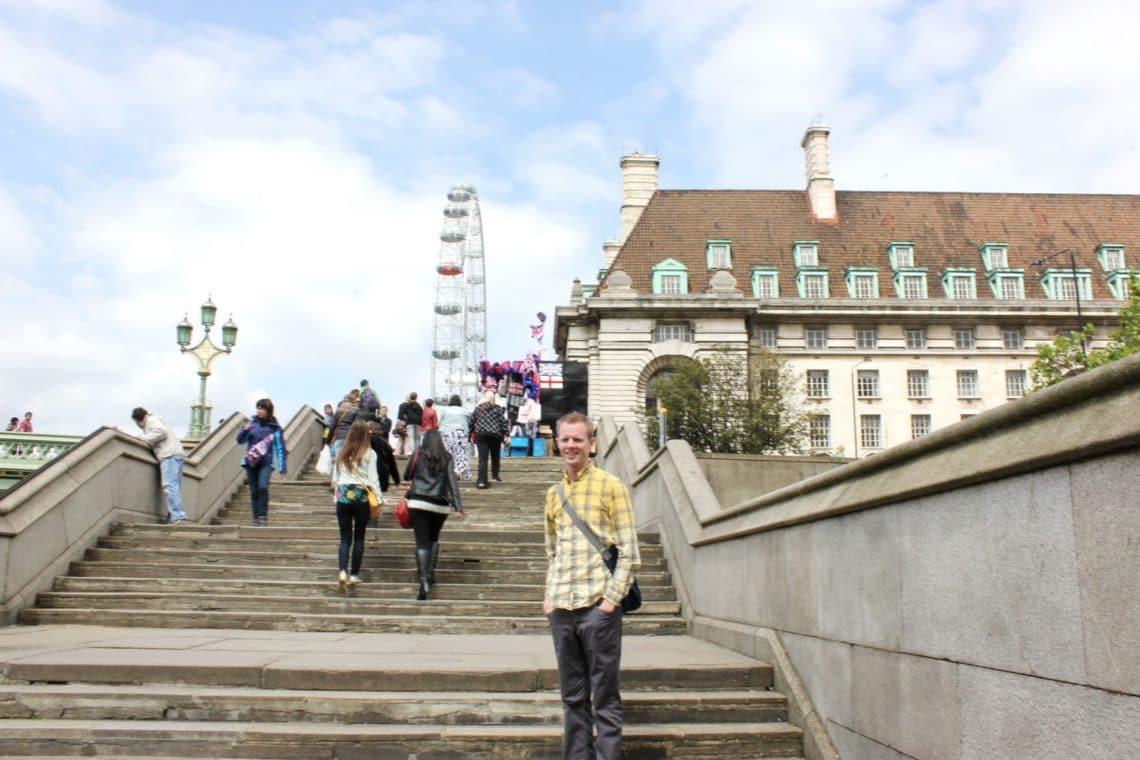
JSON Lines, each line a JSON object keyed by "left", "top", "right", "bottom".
{"left": 855, "top": 327, "right": 877, "bottom": 350}
{"left": 1000, "top": 276, "right": 1022, "bottom": 300}
{"left": 754, "top": 273, "right": 778, "bottom": 298}
{"left": 652, "top": 323, "right": 693, "bottom": 342}
{"left": 1102, "top": 247, "right": 1125, "bottom": 270}
{"left": 796, "top": 243, "right": 819, "bottom": 267}
{"left": 758, "top": 326, "right": 778, "bottom": 348}
{"left": 805, "top": 327, "right": 828, "bottom": 350}
{"left": 1005, "top": 370, "right": 1027, "bottom": 398}
{"left": 860, "top": 415, "right": 882, "bottom": 449}
{"left": 707, "top": 242, "right": 731, "bottom": 269}
{"left": 1003, "top": 328, "right": 1023, "bottom": 350}
{"left": 893, "top": 246, "right": 914, "bottom": 267}
{"left": 907, "top": 370, "right": 929, "bottom": 398}
{"left": 660, "top": 274, "right": 682, "bottom": 295}
{"left": 804, "top": 273, "right": 827, "bottom": 298}
{"left": 987, "top": 247, "right": 1008, "bottom": 269}
{"left": 905, "top": 328, "right": 926, "bottom": 350}
{"left": 1056, "top": 277, "right": 1077, "bottom": 300}
{"left": 911, "top": 414, "right": 931, "bottom": 439}
{"left": 805, "top": 370, "right": 830, "bottom": 398}
{"left": 951, "top": 275, "right": 974, "bottom": 299}
{"left": 810, "top": 415, "right": 831, "bottom": 449}
{"left": 854, "top": 275, "right": 876, "bottom": 298}
{"left": 857, "top": 369, "right": 880, "bottom": 398}
{"left": 954, "top": 328, "right": 975, "bottom": 350}
{"left": 902, "top": 274, "right": 925, "bottom": 299}
{"left": 957, "top": 369, "right": 979, "bottom": 398}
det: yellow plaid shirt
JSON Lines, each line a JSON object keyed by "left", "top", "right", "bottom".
{"left": 544, "top": 464, "right": 641, "bottom": 610}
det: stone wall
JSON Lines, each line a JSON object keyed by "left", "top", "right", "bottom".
{"left": 0, "top": 407, "right": 325, "bottom": 625}
{"left": 597, "top": 354, "right": 1140, "bottom": 759}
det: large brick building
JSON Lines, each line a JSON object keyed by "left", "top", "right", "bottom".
{"left": 554, "top": 126, "right": 1139, "bottom": 456}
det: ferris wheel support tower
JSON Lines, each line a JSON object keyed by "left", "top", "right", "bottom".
{"left": 431, "top": 184, "right": 487, "bottom": 408}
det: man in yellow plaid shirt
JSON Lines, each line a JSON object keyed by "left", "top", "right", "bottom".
{"left": 543, "top": 412, "right": 641, "bottom": 759}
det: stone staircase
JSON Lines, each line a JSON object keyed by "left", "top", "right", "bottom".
{"left": 1, "top": 454, "right": 804, "bottom": 758}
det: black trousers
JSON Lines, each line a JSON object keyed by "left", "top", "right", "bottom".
{"left": 474, "top": 432, "right": 502, "bottom": 485}
{"left": 548, "top": 604, "right": 624, "bottom": 759}
{"left": 336, "top": 500, "right": 369, "bottom": 574}
{"left": 409, "top": 508, "right": 448, "bottom": 550}
{"left": 371, "top": 436, "right": 400, "bottom": 491}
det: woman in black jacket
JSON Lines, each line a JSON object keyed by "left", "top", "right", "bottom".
{"left": 403, "top": 429, "right": 464, "bottom": 600}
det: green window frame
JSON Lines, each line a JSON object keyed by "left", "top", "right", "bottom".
{"left": 793, "top": 241, "right": 820, "bottom": 268}
{"left": 887, "top": 242, "right": 915, "bottom": 269}
{"left": 1096, "top": 244, "right": 1126, "bottom": 272}
{"left": 751, "top": 266, "right": 779, "bottom": 298}
{"left": 941, "top": 268, "right": 977, "bottom": 299}
{"left": 1105, "top": 271, "right": 1137, "bottom": 300}
{"left": 706, "top": 240, "right": 733, "bottom": 270}
{"left": 845, "top": 267, "right": 879, "bottom": 298}
{"left": 651, "top": 258, "right": 689, "bottom": 295}
{"left": 980, "top": 243, "right": 1009, "bottom": 271}
{"left": 987, "top": 271, "right": 1025, "bottom": 299}
{"left": 1040, "top": 269, "right": 1092, "bottom": 301}
{"left": 893, "top": 269, "right": 928, "bottom": 299}
{"left": 796, "top": 269, "right": 829, "bottom": 298}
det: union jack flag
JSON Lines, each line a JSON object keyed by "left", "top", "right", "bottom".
{"left": 539, "top": 363, "right": 563, "bottom": 389}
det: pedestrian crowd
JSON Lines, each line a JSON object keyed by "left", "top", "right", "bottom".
{"left": 128, "top": 383, "right": 641, "bottom": 758}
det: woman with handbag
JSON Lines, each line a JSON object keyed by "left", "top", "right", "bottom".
{"left": 471, "top": 392, "right": 509, "bottom": 489}
{"left": 437, "top": 394, "right": 472, "bottom": 481}
{"left": 236, "top": 398, "right": 288, "bottom": 527}
{"left": 331, "top": 420, "right": 381, "bottom": 593}
{"left": 403, "top": 430, "right": 464, "bottom": 600}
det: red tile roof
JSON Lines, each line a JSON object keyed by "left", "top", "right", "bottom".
{"left": 607, "top": 190, "right": 1140, "bottom": 300}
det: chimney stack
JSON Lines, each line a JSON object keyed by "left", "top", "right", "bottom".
{"left": 801, "top": 124, "right": 836, "bottom": 220}
{"left": 602, "top": 153, "right": 660, "bottom": 270}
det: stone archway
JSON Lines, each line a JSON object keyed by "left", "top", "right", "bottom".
{"left": 637, "top": 354, "right": 699, "bottom": 417}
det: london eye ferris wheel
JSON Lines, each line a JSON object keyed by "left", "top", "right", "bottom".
{"left": 430, "top": 184, "right": 487, "bottom": 408}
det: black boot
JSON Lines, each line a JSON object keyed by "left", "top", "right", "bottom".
{"left": 428, "top": 542, "right": 441, "bottom": 585}
{"left": 415, "top": 548, "right": 432, "bottom": 600}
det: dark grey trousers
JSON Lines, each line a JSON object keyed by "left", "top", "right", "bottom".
{"left": 548, "top": 604, "right": 624, "bottom": 759}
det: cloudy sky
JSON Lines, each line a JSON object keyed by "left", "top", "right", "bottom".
{"left": 2, "top": 0, "right": 1137, "bottom": 435}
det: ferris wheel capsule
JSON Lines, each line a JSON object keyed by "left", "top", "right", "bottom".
{"left": 440, "top": 229, "right": 466, "bottom": 243}
{"left": 443, "top": 204, "right": 469, "bottom": 218}
{"left": 447, "top": 187, "right": 471, "bottom": 202}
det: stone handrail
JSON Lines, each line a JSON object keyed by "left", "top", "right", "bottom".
{"left": 0, "top": 406, "right": 325, "bottom": 625}
{"left": 595, "top": 352, "right": 1140, "bottom": 760}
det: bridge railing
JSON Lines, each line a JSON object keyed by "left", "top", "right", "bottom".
{"left": 596, "top": 352, "right": 1140, "bottom": 760}
{"left": 0, "top": 433, "right": 86, "bottom": 492}
{"left": 0, "top": 406, "right": 325, "bottom": 625}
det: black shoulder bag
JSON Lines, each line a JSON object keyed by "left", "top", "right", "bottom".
{"left": 554, "top": 483, "right": 642, "bottom": 613}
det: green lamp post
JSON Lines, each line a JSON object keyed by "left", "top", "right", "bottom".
{"left": 177, "top": 296, "right": 238, "bottom": 439}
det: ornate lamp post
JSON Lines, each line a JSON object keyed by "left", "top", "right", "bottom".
{"left": 176, "top": 296, "right": 238, "bottom": 439}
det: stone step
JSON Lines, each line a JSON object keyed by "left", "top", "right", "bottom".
{"left": 111, "top": 523, "right": 662, "bottom": 545}
{"left": 51, "top": 576, "right": 679, "bottom": 602}
{"left": 0, "top": 720, "right": 804, "bottom": 758}
{"left": 32, "top": 592, "right": 683, "bottom": 618}
{"left": 16, "top": 608, "right": 690, "bottom": 635}
{"left": 65, "top": 561, "right": 673, "bottom": 586}
{"left": 97, "top": 534, "right": 666, "bottom": 559}
{"left": 0, "top": 683, "right": 787, "bottom": 724}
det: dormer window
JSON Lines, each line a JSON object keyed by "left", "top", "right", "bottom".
{"left": 706, "top": 240, "right": 732, "bottom": 269}
{"left": 1097, "top": 244, "right": 1126, "bottom": 272}
{"left": 794, "top": 241, "right": 819, "bottom": 267}
{"left": 942, "top": 269, "right": 977, "bottom": 299}
{"left": 751, "top": 266, "right": 779, "bottom": 298}
{"left": 845, "top": 267, "right": 879, "bottom": 299}
{"left": 651, "top": 258, "right": 689, "bottom": 295}
{"left": 981, "top": 243, "right": 1009, "bottom": 271}
{"left": 888, "top": 242, "right": 915, "bottom": 269}
{"left": 1040, "top": 268, "right": 1092, "bottom": 301}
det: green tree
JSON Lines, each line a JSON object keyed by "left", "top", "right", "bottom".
{"left": 1030, "top": 277, "right": 1140, "bottom": 389}
{"left": 640, "top": 348, "right": 811, "bottom": 454}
